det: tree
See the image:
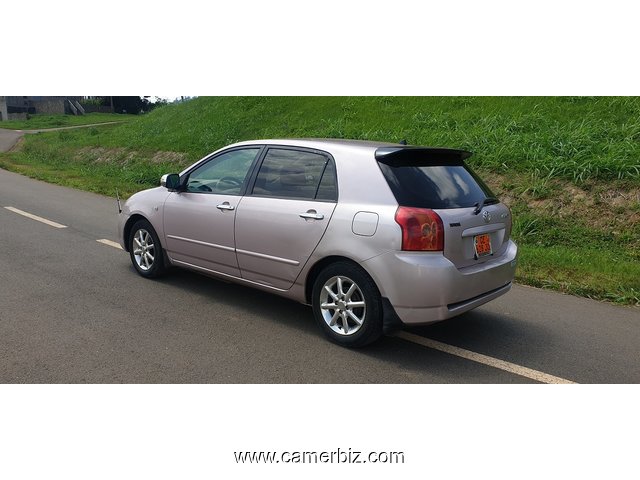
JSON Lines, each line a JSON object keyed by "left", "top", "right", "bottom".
{"left": 115, "top": 96, "right": 150, "bottom": 114}
{"left": 94, "top": 96, "right": 154, "bottom": 114}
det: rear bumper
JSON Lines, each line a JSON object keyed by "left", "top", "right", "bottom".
{"left": 390, "top": 281, "right": 513, "bottom": 326}
{"left": 362, "top": 240, "right": 517, "bottom": 326}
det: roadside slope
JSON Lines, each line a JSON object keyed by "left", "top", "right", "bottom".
{"left": 0, "top": 97, "right": 638, "bottom": 306}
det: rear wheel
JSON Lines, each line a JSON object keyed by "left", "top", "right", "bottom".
{"left": 312, "top": 262, "right": 383, "bottom": 347}
{"left": 128, "top": 219, "right": 165, "bottom": 278}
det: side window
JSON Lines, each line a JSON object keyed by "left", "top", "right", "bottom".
{"left": 252, "top": 148, "right": 336, "bottom": 201}
{"left": 186, "top": 148, "right": 260, "bottom": 195}
{"left": 315, "top": 160, "right": 338, "bottom": 201}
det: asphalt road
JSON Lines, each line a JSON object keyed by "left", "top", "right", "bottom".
{"left": 0, "top": 168, "right": 638, "bottom": 383}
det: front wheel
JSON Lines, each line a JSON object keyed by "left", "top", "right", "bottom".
{"left": 128, "top": 219, "right": 166, "bottom": 278}
{"left": 311, "top": 262, "right": 383, "bottom": 347}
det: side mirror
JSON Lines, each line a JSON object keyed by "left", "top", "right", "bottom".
{"left": 161, "top": 173, "right": 181, "bottom": 191}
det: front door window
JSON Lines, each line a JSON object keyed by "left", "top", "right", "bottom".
{"left": 186, "top": 148, "right": 260, "bottom": 195}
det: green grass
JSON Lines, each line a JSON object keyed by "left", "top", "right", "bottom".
{"left": 0, "top": 112, "right": 132, "bottom": 130}
{"left": 510, "top": 202, "right": 639, "bottom": 305}
{"left": 0, "top": 127, "right": 175, "bottom": 196}
{"left": 95, "top": 96, "right": 640, "bottom": 181}
{"left": 516, "top": 245, "right": 640, "bottom": 305}
{"left": 5, "top": 97, "right": 640, "bottom": 180}
{"left": 0, "top": 96, "right": 638, "bottom": 306}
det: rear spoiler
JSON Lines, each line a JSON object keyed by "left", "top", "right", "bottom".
{"left": 375, "top": 146, "right": 473, "bottom": 166}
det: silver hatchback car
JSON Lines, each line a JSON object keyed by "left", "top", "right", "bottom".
{"left": 118, "top": 139, "right": 517, "bottom": 347}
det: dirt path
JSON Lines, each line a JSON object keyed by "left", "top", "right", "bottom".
{"left": 0, "top": 129, "right": 23, "bottom": 153}
{"left": 0, "top": 121, "right": 122, "bottom": 152}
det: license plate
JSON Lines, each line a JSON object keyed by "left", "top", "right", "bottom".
{"left": 474, "top": 233, "right": 492, "bottom": 257}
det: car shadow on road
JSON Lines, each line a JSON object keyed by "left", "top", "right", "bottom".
{"left": 146, "top": 265, "right": 319, "bottom": 333}
{"left": 140, "top": 266, "right": 548, "bottom": 383}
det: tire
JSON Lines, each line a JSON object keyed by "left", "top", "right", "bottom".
{"left": 128, "top": 219, "right": 166, "bottom": 278}
{"left": 311, "top": 261, "right": 383, "bottom": 347}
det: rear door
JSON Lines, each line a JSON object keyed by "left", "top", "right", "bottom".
{"left": 378, "top": 158, "right": 512, "bottom": 269}
{"left": 234, "top": 147, "right": 338, "bottom": 289}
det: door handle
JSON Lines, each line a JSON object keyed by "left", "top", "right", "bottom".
{"left": 216, "top": 202, "right": 235, "bottom": 211}
{"left": 299, "top": 210, "right": 324, "bottom": 220}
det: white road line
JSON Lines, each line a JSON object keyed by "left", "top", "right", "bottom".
{"left": 4, "top": 206, "right": 67, "bottom": 229}
{"left": 395, "top": 331, "right": 577, "bottom": 384}
{"left": 96, "top": 239, "right": 123, "bottom": 250}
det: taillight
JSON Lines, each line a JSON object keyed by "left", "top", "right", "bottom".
{"left": 394, "top": 206, "right": 444, "bottom": 251}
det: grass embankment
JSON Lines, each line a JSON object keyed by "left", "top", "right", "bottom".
{"left": 0, "top": 112, "right": 131, "bottom": 130}
{"left": 0, "top": 97, "right": 638, "bottom": 306}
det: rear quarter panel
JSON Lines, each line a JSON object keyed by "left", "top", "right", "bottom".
{"left": 292, "top": 144, "right": 402, "bottom": 299}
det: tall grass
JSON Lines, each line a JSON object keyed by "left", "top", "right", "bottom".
{"left": 95, "top": 96, "right": 640, "bottom": 182}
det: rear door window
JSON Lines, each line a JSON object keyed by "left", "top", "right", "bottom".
{"left": 251, "top": 148, "right": 337, "bottom": 201}
{"left": 378, "top": 162, "right": 496, "bottom": 209}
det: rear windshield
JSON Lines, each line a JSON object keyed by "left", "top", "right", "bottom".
{"left": 378, "top": 162, "right": 497, "bottom": 209}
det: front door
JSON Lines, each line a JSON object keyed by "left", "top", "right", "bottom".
{"left": 163, "top": 147, "right": 261, "bottom": 276}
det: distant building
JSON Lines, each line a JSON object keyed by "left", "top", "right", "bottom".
{"left": 0, "top": 96, "right": 88, "bottom": 121}
{"left": 0, "top": 97, "right": 7, "bottom": 121}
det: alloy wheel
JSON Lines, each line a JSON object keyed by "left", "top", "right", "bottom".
{"left": 132, "top": 228, "right": 155, "bottom": 271}
{"left": 319, "top": 275, "right": 366, "bottom": 335}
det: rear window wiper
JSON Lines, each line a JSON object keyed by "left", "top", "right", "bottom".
{"left": 473, "top": 196, "right": 499, "bottom": 215}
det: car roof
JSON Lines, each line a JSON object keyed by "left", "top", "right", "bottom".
{"left": 230, "top": 138, "right": 400, "bottom": 151}
{"left": 227, "top": 138, "right": 472, "bottom": 159}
